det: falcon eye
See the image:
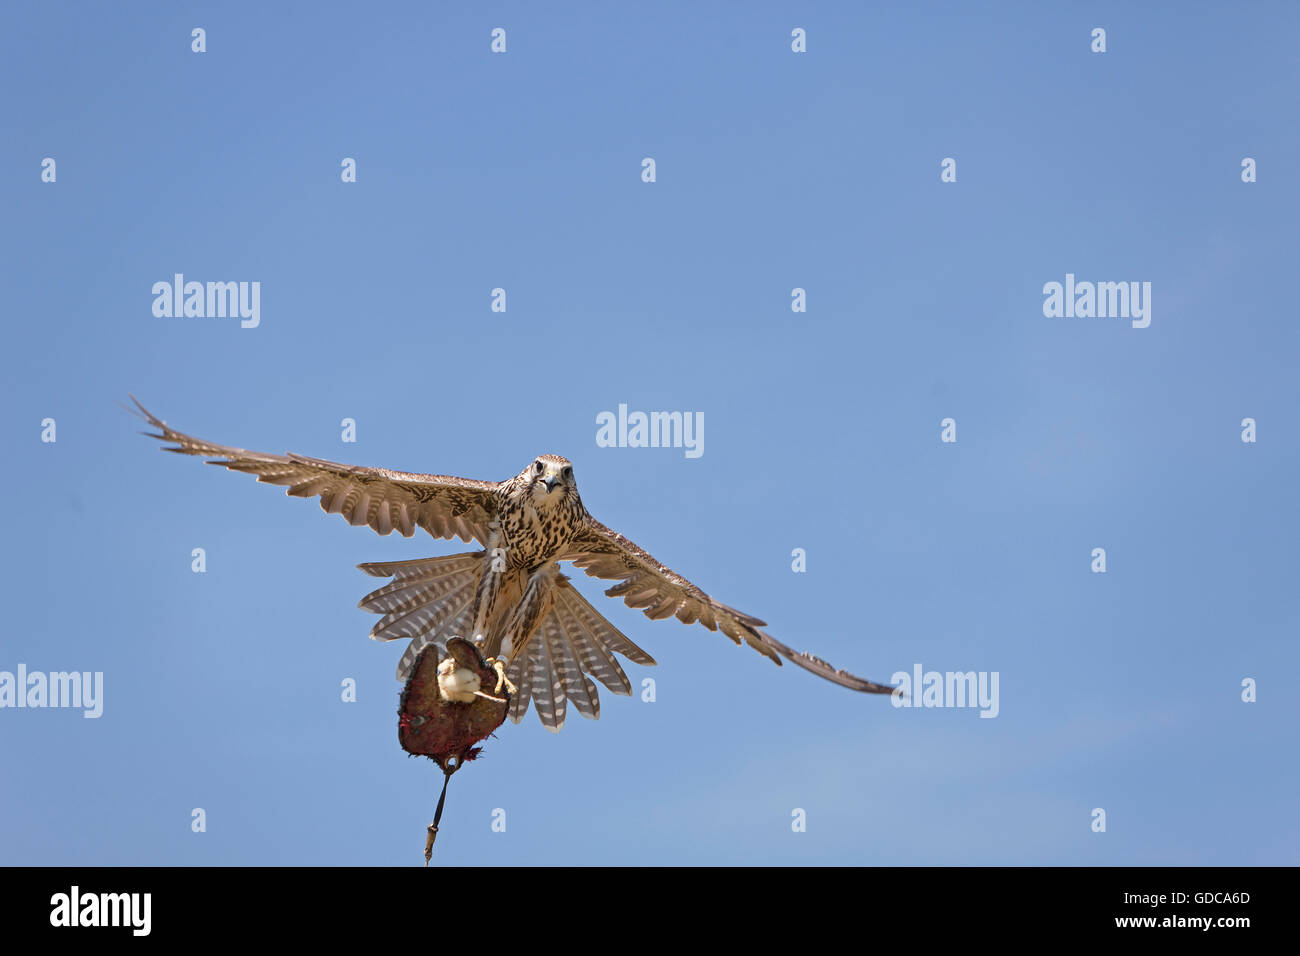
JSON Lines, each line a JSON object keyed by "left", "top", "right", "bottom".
{"left": 563, "top": 467, "right": 572, "bottom": 480}
{"left": 534, "top": 461, "right": 544, "bottom": 475}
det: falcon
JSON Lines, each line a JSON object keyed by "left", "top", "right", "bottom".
{"left": 127, "top": 397, "right": 893, "bottom": 731}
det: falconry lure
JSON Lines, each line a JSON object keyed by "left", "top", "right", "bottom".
{"left": 128, "top": 397, "right": 893, "bottom": 732}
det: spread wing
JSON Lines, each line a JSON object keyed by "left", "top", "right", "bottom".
{"left": 127, "top": 396, "right": 499, "bottom": 544}
{"left": 564, "top": 517, "right": 893, "bottom": 694}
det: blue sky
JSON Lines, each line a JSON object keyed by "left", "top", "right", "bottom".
{"left": 2, "top": 1, "right": 1297, "bottom": 865}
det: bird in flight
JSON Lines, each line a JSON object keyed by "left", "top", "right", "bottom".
{"left": 128, "top": 397, "right": 893, "bottom": 731}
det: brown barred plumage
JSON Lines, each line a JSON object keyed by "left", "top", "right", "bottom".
{"left": 129, "top": 396, "right": 893, "bottom": 732}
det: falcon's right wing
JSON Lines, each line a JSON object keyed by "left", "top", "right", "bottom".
{"left": 127, "top": 396, "right": 500, "bottom": 544}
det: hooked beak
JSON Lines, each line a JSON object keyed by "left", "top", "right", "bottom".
{"left": 543, "top": 475, "right": 562, "bottom": 493}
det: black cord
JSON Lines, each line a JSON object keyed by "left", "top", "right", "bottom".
{"left": 424, "top": 760, "right": 459, "bottom": 865}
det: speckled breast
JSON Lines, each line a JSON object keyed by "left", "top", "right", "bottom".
{"left": 498, "top": 497, "right": 584, "bottom": 571}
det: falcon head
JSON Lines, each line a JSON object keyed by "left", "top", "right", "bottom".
{"left": 525, "top": 454, "right": 576, "bottom": 501}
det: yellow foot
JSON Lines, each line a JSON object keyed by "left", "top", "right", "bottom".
{"left": 484, "top": 657, "right": 517, "bottom": 696}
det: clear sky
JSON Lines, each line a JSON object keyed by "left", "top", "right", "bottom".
{"left": 2, "top": 1, "right": 1297, "bottom": 865}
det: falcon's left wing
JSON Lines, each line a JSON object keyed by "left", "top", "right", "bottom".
{"left": 563, "top": 518, "right": 894, "bottom": 694}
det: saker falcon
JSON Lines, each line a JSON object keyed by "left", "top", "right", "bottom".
{"left": 128, "top": 397, "right": 893, "bottom": 731}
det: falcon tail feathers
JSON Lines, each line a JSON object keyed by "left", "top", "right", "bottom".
{"left": 357, "top": 553, "right": 482, "bottom": 681}
{"left": 505, "top": 579, "right": 657, "bottom": 732}
{"left": 357, "top": 553, "right": 657, "bottom": 731}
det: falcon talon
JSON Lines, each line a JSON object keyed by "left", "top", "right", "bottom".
{"left": 484, "top": 657, "right": 517, "bottom": 696}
